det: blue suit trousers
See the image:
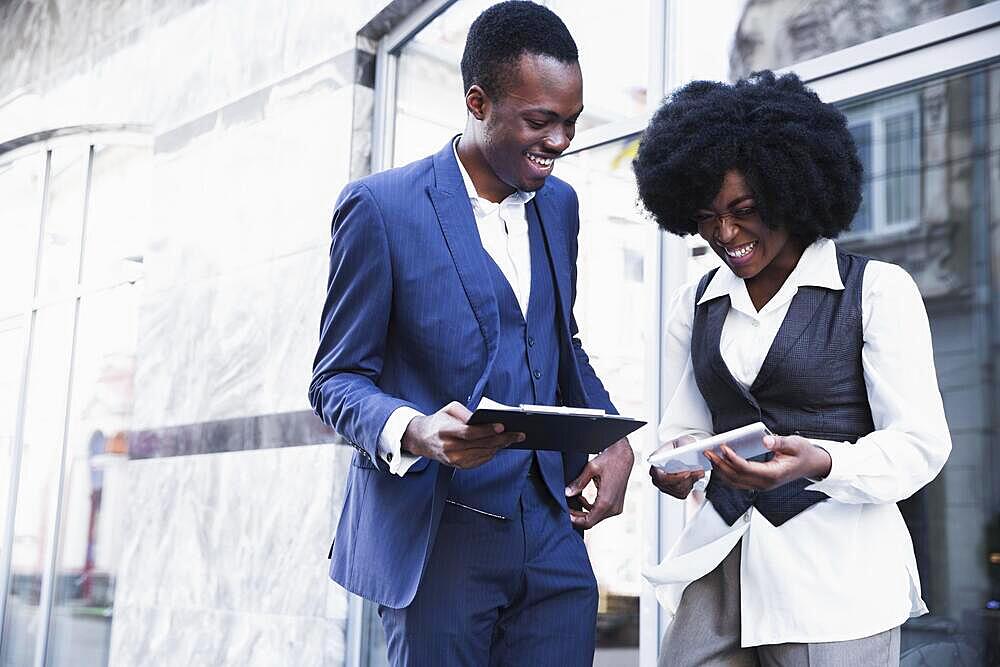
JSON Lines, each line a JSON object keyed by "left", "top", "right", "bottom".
{"left": 379, "top": 474, "right": 599, "bottom": 666}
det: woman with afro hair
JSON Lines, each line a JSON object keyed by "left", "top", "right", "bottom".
{"left": 636, "top": 71, "right": 952, "bottom": 666}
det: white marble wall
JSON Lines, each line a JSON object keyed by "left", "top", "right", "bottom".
{"left": 109, "top": 443, "right": 352, "bottom": 666}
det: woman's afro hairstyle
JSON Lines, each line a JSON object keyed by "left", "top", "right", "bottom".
{"left": 632, "top": 71, "right": 863, "bottom": 244}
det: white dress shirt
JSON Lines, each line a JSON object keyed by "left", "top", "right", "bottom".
{"left": 643, "top": 238, "right": 952, "bottom": 647}
{"left": 376, "top": 138, "right": 535, "bottom": 476}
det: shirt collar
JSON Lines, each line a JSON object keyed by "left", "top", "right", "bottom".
{"left": 697, "top": 237, "right": 844, "bottom": 307}
{"left": 452, "top": 136, "right": 535, "bottom": 208}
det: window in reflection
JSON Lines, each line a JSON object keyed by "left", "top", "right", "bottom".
{"left": 844, "top": 92, "right": 922, "bottom": 235}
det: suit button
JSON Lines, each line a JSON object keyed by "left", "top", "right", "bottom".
{"left": 527, "top": 336, "right": 535, "bottom": 347}
{"left": 533, "top": 369, "right": 541, "bottom": 380}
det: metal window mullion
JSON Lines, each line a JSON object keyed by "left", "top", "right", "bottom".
{"left": 639, "top": 2, "right": 680, "bottom": 665}
{"left": 0, "top": 149, "right": 51, "bottom": 657}
{"left": 34, "top": 144, "right": 94, "bottom": 667}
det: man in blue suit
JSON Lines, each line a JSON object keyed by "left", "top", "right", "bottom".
{"left": 309, "top": 2, "right": 634, "bottom": 664}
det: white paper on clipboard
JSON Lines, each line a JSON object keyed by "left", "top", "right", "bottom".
{"left": 647, "top": 422, "right": 773, "bottom": 472}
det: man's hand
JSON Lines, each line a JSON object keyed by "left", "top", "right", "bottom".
{"left": 703, "top": 434, "right": 832, "bottom": 491}
{"left": 401, "top": 401, "right": 524, "bottom": 469}
{"left": 565, "top": 438, "right": 634, "bottom": 529}
{"left": 649, "top": 467, "right": 704, "bottom": 499}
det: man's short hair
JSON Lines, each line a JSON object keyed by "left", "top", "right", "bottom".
{"left": 461, "top": 1, "right": 578, "bottom": 99}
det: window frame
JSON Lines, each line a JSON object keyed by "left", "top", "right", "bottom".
{"left": 0, "top": 125, "right": 151, "bottom": 667}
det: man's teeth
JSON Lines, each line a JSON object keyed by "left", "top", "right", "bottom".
{"left": 526, "top": 154, "right": 554, "bottom": 167}
{"left": 725, "top": 241, "right": 757, "bottom": 258}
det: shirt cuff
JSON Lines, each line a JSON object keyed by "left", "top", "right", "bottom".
{"left": 804, "top": 437, "right": 855, "bottom": 488}
{"left": 378, "top": 407, "right": 425, "bottom": 476}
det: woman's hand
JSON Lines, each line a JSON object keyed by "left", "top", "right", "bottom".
{"left": 703, "top": 434, "right": 832, "bottom": 491}
{"left": 649, "top": 467, "right": 704, "bottom": 499}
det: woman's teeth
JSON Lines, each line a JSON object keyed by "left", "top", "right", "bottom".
{"left": 725, "top": 241, "right": 757, "bottom": 258}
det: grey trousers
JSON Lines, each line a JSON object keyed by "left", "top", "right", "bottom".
{"left": 658, "top": 543, "right": 900, "bottom": 667}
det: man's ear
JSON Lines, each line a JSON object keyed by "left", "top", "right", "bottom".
{"left": 466, "top": 85, "right": 489, "bottom": 121}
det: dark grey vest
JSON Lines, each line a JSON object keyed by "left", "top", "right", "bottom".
{"left": 691, "top": 249, "right": 875, "bottom": 526}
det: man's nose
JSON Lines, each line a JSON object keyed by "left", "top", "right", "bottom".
{"left": 544, "top": 127, "right": 571, "bottom": 153}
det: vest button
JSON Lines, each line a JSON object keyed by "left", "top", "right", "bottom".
{"left": 527, "top": 336, "right": 535, "bottom": 347}
{"left": 533, "top": 369, "right": 542, "bottom": 380}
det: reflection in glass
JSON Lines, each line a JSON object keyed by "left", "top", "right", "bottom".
{"left": 667, "top": 0, "right": 984, "bottom": 84}
{"left": 46, "top": 285, "right": 139, "bottom": 667}
{"left": 844, "top": 92, "right": 922, "bottom": 235}
{"left": 0, "top": 317, "right": 26, "bottom": 548}
{"left": 1, "top": 304, "right": 75, "bottom": 667}
{"left": 392, "top": 0, "right": 494, "bottom": 166}
{"left": 833, "top": 63, "right": 999, "bottom": 662}
{"left": 558, "top": 137, "right": 660, "bottom": 662}
{"left": 35, "top": 146, "right": 90, "bottom": 299}
{"left": 0, "top": 152, "right": 45, "bottom": 317}
{"left": 81, "top": 145, "right": 151, "bottom": 289}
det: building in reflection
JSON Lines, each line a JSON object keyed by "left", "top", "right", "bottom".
{"left": 0, "top": 1, "right": 997, "bottom": 666}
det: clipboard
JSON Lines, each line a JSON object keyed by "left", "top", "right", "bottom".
{"left": 467, "top": 401, "right": 645, "bottom": 454}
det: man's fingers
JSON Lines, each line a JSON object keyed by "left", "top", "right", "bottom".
{"left": 452, "top": 422, "right": 505, "bottom": 441}
{"left": 566, "top": 464, "right": 596, "bottom": 497}
{"left": 442, "top": 401, "right": 473, "bottom": 422}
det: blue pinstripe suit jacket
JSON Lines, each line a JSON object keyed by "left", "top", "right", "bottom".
{"left": 309, "top": 140, "right": 615, "bottom": 609}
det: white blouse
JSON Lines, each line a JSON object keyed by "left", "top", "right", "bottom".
{"left": 643, "top": 238, "right": 952, "bottom": 647}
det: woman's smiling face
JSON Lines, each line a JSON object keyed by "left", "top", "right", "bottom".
{"left": 694, "top": 170, "right": 799, "bottom": 282}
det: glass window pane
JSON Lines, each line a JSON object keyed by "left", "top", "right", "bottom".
{"left": 1, "top": 303, "right": 75, "bottom": 667}
{"left": 392, "top": 0, "right": 495, "bottom": 166}
{"left": 542, "top": 1, "right": 650, "bottom": 126}
{"left": 80, "top": 145, "right": 151, "bottom": 289}
{"left": 36, "top": 146, "right": 91, "bottom": 299}
{"left": 833, "top": 61, "right": 998, "bottom": 661}
{"left": 46, "top": 284, "right": 140, "bottom": 667}
{"left": 0, "top": 152, "right": 45, "bottom": 317}
{"left": 669, "top": 0, "right": 985, "bottom": 83}
{"left": 0, "top": 317, "right": 26, "bottom": 544}
{"left": 558, "top": 136, "right": 660, "bottom": 662}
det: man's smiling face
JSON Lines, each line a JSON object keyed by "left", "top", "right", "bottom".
{"left": 478, "top": 52, "right": 583, "bottom": 195}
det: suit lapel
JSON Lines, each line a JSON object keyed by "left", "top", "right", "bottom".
{"left": 531, "top": 186, "right": 588, "bottom": 407}
{"left": 427, "top": 144, "right": 500, "bottom": 389}
{"left": 531, "top": 189, "right": 573, "bottom": 338}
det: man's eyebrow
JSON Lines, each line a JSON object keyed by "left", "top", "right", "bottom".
{"left": 522, "top": 106, "right": 585, "bottom": 119}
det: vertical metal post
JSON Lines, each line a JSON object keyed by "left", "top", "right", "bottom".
{"left": 0, "top": 150, "right": 50, "bottom": 659}
{"left": 34, "top": 144, "right": 94, "bottom": 667}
